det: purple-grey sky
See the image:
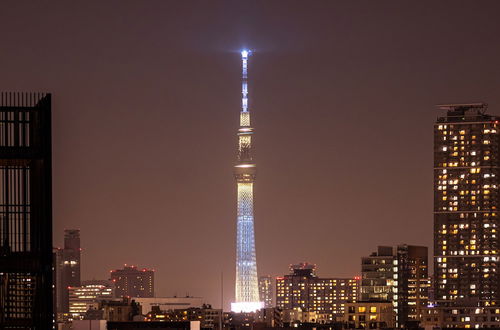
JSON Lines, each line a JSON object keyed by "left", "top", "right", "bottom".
{"left": 1, "top": 1, "right": 500, "bottom": 310}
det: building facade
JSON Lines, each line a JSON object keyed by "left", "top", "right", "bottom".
{"left": 69, "top": 280, "right": 114, "bottom": 320}
{"left": 361, "top": 245, "right": 429, "bottom": 327}
{"left": 434, "top": 103, "right": 500, "bottom": 308}
{"left": 395, "top": 244, "right": 429, "bottom": 327}
{"left": 102, "top": 297, "right": 142, "bottom": 322}
{"left": 232, "top": 49, "right": 262, "bottom": 313}
{"left": 276, "top": 263, "right": 359, "bottom": 322}
{"left": 361, "top": 246, "right": 395, "bottom": 303}
{"left": 0, "top": 93, "right": 53, "bottom": 329}
{"left": 420, "top": 305, "right": 500, "bottom": 329}
{"left": 110, "top": 265, "right": 154, "bottom": 298}
{"left": 343, "top": 302, "right": 395, "bottom": 329}
{"left": 259, "top": 275, "right": 274, "bottom": 308}
{"left": 145, "top": 305, "right": 222, "bottom": 329}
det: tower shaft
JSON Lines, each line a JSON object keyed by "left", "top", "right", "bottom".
{"left": 231, "top": 50, "right": 262, "bottom": 313}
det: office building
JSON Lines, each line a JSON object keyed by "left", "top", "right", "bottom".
{"left": 69, "top": 280, "right": 114, "bottom": 320}
{"left": 276, "top": 263, "right": 360, "bottom": 322}
{"left": 55, "top": 229, "right": 82, "bottom": 313}
{"left": 0, "top": 93, "right": 53, "bottom": 329}
{"left": 259, "top": 275, "right": 274, "bottom": 308}
{"left": 231, "top": 49, "right": 263, "bottom": 313}
{"left": 434, "top": 103, "right": 500, "bottom": 307}
{"left": 110, "top": 265, "right": 154, "bottom": 298}
{"left": 361, "top": 245, "right": 429, "bottom": 327}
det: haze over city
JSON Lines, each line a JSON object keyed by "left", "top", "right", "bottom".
{"left": 1, "top": 0, "right": 500, "bottom": 313}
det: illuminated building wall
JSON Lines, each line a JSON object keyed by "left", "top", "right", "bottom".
{"left": 361, "top": 246, "right": 395, "bottom": 303}
{"left": 361, "top": 245, "right": 429, "bottom": 327}
{"left": 434, "top": 103, "right": 500, "bottom": 307}
{"left": 276, "top": 263, "right": 360, "bottom": 321}
{"left": 343, "top": 302, "right": 395, "bottom": 329}
{"left": 259, "top": 275, "right": 274, "bottom": 308}
{"left": 231, "top": 50, "right": 262, "bottom": 313}
{"left": 110, "top": 265, "right": 154, "bottom": 298}
{"left": 396, "top": 244, "right": 429, "bottom": 327}
{"left": 68, "top": 280, "right": 114, "bottom": 320}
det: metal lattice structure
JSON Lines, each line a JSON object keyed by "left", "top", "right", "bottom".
{"left": 0, "top": 93, "right": 53, "bottom": 329}
{"left": 231, "top": 50, "right": 263, "bottom": 313}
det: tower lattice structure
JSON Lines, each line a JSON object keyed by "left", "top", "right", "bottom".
{"left": 231, "top": 50, "right": 263, "bottom": 313}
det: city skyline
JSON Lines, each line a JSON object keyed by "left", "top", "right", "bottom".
{"left": 1, "top": 1, "right": 500, "bottom": 312}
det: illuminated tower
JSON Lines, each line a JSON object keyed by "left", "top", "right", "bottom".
{"left": 231, "top": 50, "right": 263, "bottom": 313}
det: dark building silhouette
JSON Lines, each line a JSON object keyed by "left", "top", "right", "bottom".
{"left": 55, "top": 229, "right": 81, "bottom": 314}
{"left": 0, "top": 93, "right": 53, "bottom": 329}
{"left": 110, "top": 265, "right": 154, "bottom": 298}
{"left": 434, "top": 103, "right": 500, "bottom": 307}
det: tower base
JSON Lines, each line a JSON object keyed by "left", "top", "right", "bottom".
{"left": 231, "top": 301, "right": 264, "bottom": 313}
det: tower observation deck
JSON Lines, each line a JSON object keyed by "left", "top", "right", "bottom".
{"left": 231, "top": 50, "right": 263, "bottom": 313}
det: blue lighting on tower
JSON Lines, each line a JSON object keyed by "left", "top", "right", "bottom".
{"left": 231, "top": 49, "right": 263, "bottom": 313}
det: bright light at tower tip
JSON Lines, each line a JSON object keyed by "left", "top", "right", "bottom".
{"left": 241, "top": 50, "right": 250, "bottom": 58}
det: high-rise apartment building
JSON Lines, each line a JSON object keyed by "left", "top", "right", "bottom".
{"left": 0, "top": 93, "right": 53, "bottom": 328}
{"left": 361, "top": 245, "right": 429, "bottom": 327}
{"left": 361, "top": 246, "right": 395, "bottom": 302}
{"left": 396, "top": 244, "right": 429, "bottom": 327}
{"left": 276, "top": 263, "right": 359, "bottom": 321}
{"left": 110, "top": 265, "right": 154, "bottom": 298}
{"left": 434, "top": 103, "right": 500, "bottom": 307}
{"left": 259, "top": 275, "right": 274, "bottom": 308}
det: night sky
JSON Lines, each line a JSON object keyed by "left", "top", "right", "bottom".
{"left": 1, "top": 1, "right": 500, "bottom": 310}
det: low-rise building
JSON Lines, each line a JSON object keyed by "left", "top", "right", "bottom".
{"left": 145, "top": 305, "right": 221, "bottom": 329}
{"left": 419, "top": 305, "right": 500, "bottom": 329}
{"left": 342, "top": 302, "right": 395, "bottom": 329}
{"left": 102, "top": 298, "right": 142, "bottom": 322}
{"left": 134, "top": 296, "right": 204, "bottom": 314}
{"left": 255, "top": 307, "right": 283, "bottom": 328}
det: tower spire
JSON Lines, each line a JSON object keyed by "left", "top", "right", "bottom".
{"left": 231, "top": 50, "right": 263, "bottom": 313}
{"left": 240, "top": 50, "right": 251, "bottom": 127}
